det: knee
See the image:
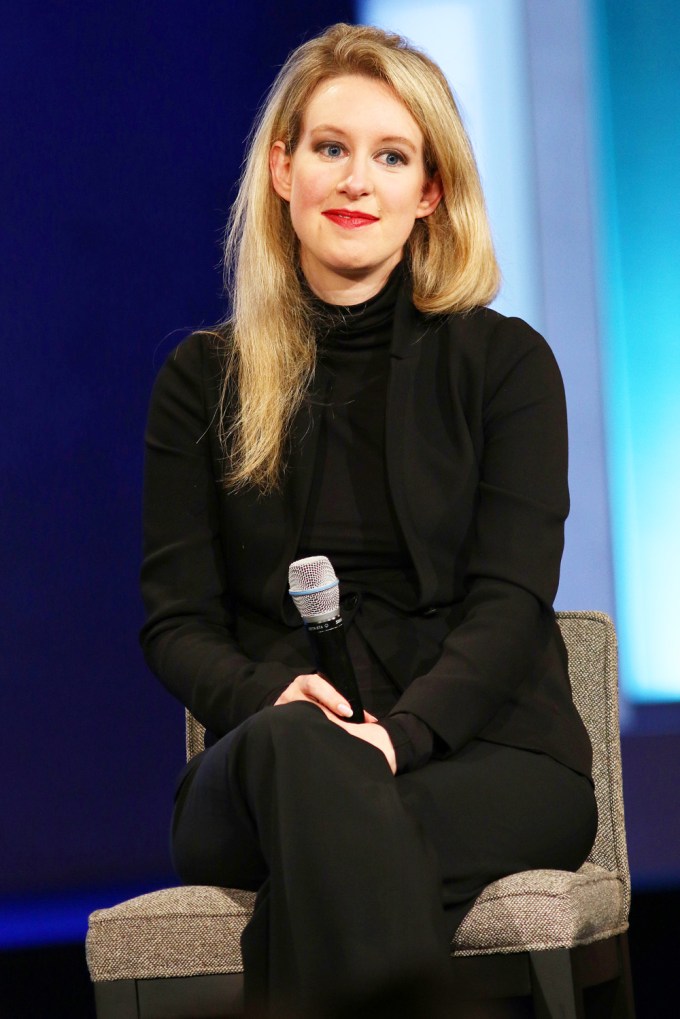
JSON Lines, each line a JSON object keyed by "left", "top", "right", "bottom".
{"left": 230, "top": 701, "right": 334, "bottom": 794}
{"left": 241, "top": 700, "right": 326, "bottom": 751}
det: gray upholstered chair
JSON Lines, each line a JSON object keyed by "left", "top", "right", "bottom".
{"left": 86, "top": 611, "right": 635, "bottom": 1017}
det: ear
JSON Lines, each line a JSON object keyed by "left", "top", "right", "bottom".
{"left": 270, "top": 140, "right": 292, "bottom": 201}
{"left": 415, "top": 171, "right": 443, "bottom": 219}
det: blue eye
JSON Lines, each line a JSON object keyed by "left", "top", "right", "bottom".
{"left": 320, "top": 143, "right": 344, "bottom": 158}
{"left": 380, "top": 151, "right": 405, "bottom": 167}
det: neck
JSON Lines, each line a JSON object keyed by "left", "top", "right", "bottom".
{"left": 300, "top": 257, "right": 402, "bottom": 307}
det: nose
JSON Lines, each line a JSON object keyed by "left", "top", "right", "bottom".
{"left": 337, "top": 157, "right": 374, "bottom": 198}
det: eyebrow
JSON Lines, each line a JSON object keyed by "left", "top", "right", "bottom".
{"left": 308, "top": 126, "right": 418, "bottom": 153}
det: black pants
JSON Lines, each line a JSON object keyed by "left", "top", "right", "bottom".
{"left": 172, "top": 702, "right": 597, "bottom": 1013}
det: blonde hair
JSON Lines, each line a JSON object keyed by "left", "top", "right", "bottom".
{"left": 222, "top": 22, "right": 500, "bottom": 491}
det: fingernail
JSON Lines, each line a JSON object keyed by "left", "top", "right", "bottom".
{"left": 337, "top": 703, "right": 353, "bottom": 717}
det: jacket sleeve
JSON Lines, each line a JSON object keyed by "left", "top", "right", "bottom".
{"left": 390, "top": 317, "right": 570, "bottom": 755}
{"left": 140, "top": 334, "right": 297, "bottom": 734}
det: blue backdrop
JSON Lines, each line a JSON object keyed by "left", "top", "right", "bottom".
{"left": 1, "top": 0, "right": 351, "bottom": 942}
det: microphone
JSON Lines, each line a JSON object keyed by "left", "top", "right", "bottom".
{"left": 288, "top": 555, "right": 364, "bottom": 723}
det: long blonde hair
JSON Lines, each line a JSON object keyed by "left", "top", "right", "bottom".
{"left": 222, "top": 23, "right": 499, "bottom": 492}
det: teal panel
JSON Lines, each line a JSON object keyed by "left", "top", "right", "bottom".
{"left": 594, "top": 0, "right": 680, "bottom": 699}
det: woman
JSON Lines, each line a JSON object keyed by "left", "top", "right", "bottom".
{"left": 141, "top": 23, "right": 597, "bottom": 1014}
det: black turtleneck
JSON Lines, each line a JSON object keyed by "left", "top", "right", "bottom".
{"left": 299, "top": 265, "right": 415, "bottom": 592}
{"left": 296, "top": 266, "right": 434, "bottom": 773}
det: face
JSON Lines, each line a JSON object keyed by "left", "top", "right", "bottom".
{"left": 270, "top": 74, "right": 442, "bottom": 303}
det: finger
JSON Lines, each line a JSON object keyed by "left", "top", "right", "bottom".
{"left": 319, "top": 705, "right": 347, "bottom": 727}
{"left": 303, "top": 674, "right": 353, "bottom": 718}
{"left": 322, "top": 712, "right": 396, "bottom": 773}
{"left": 363, "top": 711, "right": 378, "bottom": 723}
{"left": 275, "top": 674, "right": 335, "bottom": 706}
{"left": 274, "top": 675, "right": 317, "bottom": 705}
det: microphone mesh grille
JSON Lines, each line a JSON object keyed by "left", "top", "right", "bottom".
{"left": 288, "top": 556, "right": 339, "bottom": 621}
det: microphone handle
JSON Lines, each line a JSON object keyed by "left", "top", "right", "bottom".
{"left": 305, "top": 616, "right": 364, "bottom": 723}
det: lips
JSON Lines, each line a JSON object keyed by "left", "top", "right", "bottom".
{"left": 322, "top": 209, "right": 379, "bottom": 229}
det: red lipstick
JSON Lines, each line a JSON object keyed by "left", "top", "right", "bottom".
{"left": 322, "top": 208, "right": 379, "bottom": 229}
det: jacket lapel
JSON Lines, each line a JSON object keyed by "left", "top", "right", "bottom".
{"left": 275, "top": 360, "right": 330, "bottom": 624}
{"left": 385, "top": 280, "right": 439, "bottom": 604}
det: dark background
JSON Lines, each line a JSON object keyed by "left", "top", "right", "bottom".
{"left": 1, "top": 2, "right": 676, "bottom": 1015}
{"left": 1, "top": 0, "right": 350, "bottom": 905}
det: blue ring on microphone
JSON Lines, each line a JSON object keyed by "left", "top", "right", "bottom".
{"left": 289, "top": 579, "right": 339, "bottom": 597}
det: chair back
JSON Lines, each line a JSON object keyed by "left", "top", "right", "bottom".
{"left": 186, "top": 708, "right": 205, "bottom": 763}
{"left": 556, "top": 611, "right": 630, "bottom": 913}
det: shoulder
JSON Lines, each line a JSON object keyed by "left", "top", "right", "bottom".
{"left": 398, "top": 283, "right": 558, "bottom": 374}
{"left": 150, "top": 328, "right": 229, "bottom": 407}
{"left": 431, "top": 306, "right": 564, "bottom": 398}
{"left": 145, "top": 328, "right": 231, "bottom": 440}
{"left": 396, "top": 299, "right": 565, "bottom": 423}
{"left": 156, "top": 327, "right": 228, "bottom": 383}
{"left": 441, "top": 306, "right": 555, "bottom": 362}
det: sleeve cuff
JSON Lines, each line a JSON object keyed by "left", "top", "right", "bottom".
{"left": 379, "top": 712, "right": 434, "bottom": 773}
{"left": 260, "top": 682, "right": 293, "bottom": 708}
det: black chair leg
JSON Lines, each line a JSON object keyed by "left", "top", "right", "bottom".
{"left": 94, "top": 979, "right": 140, "bottom": 1019}
{"left": 93, "top": 974, "right": 244, "bottom": 1019}
{"left": 529, "top": 948, "right": 585, "bottom": 1019}
{"left": 610, "top": 933, "right": 636, "bottom": 1018}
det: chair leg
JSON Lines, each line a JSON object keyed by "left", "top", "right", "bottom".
{"left": 93, "top": 979, "right": 140, "bottom": 1019}
{"left": 529, "top": 949, "right": 585, "bottom": 1019}
{"left": 610, "top": 933, "right": 636, "bottom": 1018}
{"left": 92, "top": 973, "right": 245, "bottom": 1019}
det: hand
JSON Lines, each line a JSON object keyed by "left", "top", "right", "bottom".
{"left": 275, "top": 673, "right": 374, "bottom": 721}
{"left": 321, "top": 710, "right": 397, "bottom": 775}
{"left": 274, "top": 674, "right": 393, "bottom": 771}
{"left": 274, "top": 675, "right": 393, "bottom": 768}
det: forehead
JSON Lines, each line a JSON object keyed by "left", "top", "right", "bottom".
{"left": 301, "top": 74, "right": 423, "bottom": 143}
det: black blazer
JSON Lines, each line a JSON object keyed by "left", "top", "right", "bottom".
{"left": 140, "top": 281, "right": 592, "bottom": 779}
